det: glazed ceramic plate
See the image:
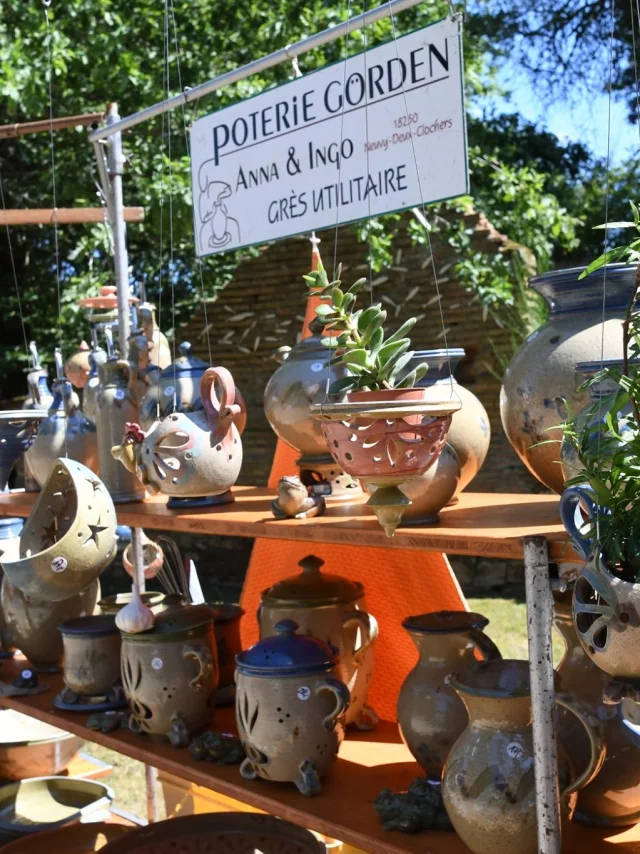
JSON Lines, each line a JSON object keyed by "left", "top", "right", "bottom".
{"left": 99, "top": 813, "right": 326, "bottom": 853}
{"left": 0, "top": 777, "right": 113, "bottom": 833}
{"left": 0, "top": 821, "right": 130, "bottom": 853}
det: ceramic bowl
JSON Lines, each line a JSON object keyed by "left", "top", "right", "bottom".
{"left": 0, "top": 777, "right": 113, "bottom": 836}
{"left": 0, "top": 821, "right": 129, "bottom": 853}
{"left": 0, "top": 710, "right": 82, "bottom": 780}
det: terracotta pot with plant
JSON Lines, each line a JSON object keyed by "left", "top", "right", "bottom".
{"left": 307, "top": 262, "right": 460, "bottom": 536}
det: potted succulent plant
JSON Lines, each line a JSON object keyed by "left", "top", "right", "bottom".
{"left": 307, "top": 263, "right": 460, "bottom": 536}
{"left": 560, "top": 206, "right": 640, "bottom": 685}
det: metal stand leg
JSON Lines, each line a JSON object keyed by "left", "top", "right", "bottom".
{"left": 524, "top": 536, "right": 561, "bottom": 854}
{"left": 145, "top": 764, "right": 160, "bottom": 823}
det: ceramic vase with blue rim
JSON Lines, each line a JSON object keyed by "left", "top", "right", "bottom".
{"left": 501, "top": 264, "right": 636, "bottom": 494}
{"left": 235, "top": 619, "right": 350, "bottom": 795}
{"left": 560, "top": 485, "right": 640, "bottom": 683}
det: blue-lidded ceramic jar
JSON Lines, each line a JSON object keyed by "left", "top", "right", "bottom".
{"left": 138, "top": 342, "right": 209, "bottom": 430}
{"left": 235, "top": 619, "right": 350, "bottom": 795}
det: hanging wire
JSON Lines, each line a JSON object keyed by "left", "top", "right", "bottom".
{"left": 0, "top": 172, "right": 30, "bottom": 360}
{"left": 168, "top": 0, "right": 213, "bottom": 368}
{"left": 360, "top": 0, "right": 375, "bottom": 305}
{"left": 332, "top": 0, "right": 354, "bottom": 281}
{"left": 631, "top": 0, "right": 640, "bottom": 142}
{"left": 155, "top": 19, "right": 169, "bottom": 422}
{"left": 386, "top": 2, "right": 456, "bottom": 394}
{"left": 163, "top": 0, "right": 178, "bottom": 413}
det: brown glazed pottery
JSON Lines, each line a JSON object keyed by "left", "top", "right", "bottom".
{"left": 0, "top": 821, "right": 130, "bottom": 854}
{"left": 120, "top": 605, "right": 218, "bottom": 743}
{"left": 259, "top": 555, "right": 378, "bottom": 730}
{"left": 442, "top": 660, "right": 606, "bottom": 854}
{"left": 210, "top": 602, "right": 244, "bottom": 700}
{"left": 397, "top": 611, "right": 501, "bottom": 779}
{"left": 0, "top": 710, "right": 82, "bottom": 780}
{"left": 92, "top": 813, "right": 325, "bottom": 854}
{"left": 0, "top": 577, "right": 99, "bottom": 672}
{"left": 236, "top": 619, "right": 350, "bottom": 796}
{"left": 554, "top": 586, "right": 640, "bottom": 826}
{"left": 58, "top": 614, "right": 122, "bottom": 701}
{"left": 500, "top": 264, "right": 634, "bottom": 493}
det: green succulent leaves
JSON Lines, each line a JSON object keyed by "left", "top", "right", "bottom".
{"left": 306, "top": 261, "right": 427, "bottom": 394}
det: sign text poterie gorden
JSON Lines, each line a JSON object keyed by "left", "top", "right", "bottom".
{"left": 190, "top": 18, "right": 467, "bottom": 257}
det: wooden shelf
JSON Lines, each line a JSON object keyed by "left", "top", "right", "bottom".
{"left": 0, "top": 488, "right": 577, "bottom": 561}
{"left": 0, "top": 660, "right": 635, "bottom": 854}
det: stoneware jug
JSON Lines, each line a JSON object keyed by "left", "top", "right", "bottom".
{"left": 561, "top": 485, "right": 640, "bottom": 681}
{"left": 500, "top": 263, "right": 635, "bottom": 493}
{"left": 0, "top": 576, "right": 99, "bottom": 672}
{"left": 263, "top": 317, "right": 360, "bottom": 499}
{"left": 114, "top": 366, "right": 246, "bottom": 501}
{"left": 120, "top": 605, "right": 218, "bottom": 744}
{"left": 82, "top": 341, "right": 108, "bottom": 424}
{"left": 235, "top": 619, "right": 350, "bottom": 796}
{"left": 58, "top": 614, "right": 123, "bottom": 706}
{"left": 0, "top": 459, "right": 116, "bottom": 602}
{"left": 95, "top": 355, "right": 146, "bottom": 504}
{"left": 397, "top": 611, "right": 501, "bottom": 779}
{"left": 554, "top": 585, "right": 640, "bottom": 826}
{"left": 259, "top": 555, "right": 378, "bottom": 730}
{"left": 442, "top": 660, "right": 605, "bottom": 854}
{"left": 25, "top": 349, "right": 98, "bottom": 487}
{"left": 138, "top": 341, "right": 210, "bottom": 431}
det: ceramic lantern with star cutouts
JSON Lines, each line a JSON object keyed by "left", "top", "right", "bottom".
{"left": 0, "top": 459, "right": 117, "bottom": 602}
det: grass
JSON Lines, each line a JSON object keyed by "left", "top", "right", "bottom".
{"left": 89, "top": 597, "right": 564, "bottom": 820}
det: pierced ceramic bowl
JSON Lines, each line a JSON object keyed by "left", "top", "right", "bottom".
{"left": 0, "top": 459, "right": 117, "bottom": 602}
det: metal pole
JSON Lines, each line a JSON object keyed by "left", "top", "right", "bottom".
{"left": 524, "top": 536, "right": 561, "bottom": 854}
{"left": 105, "top": 103, "right": 130, "bottom": 353}
{"left": 89, "top": 0, "right": 431, "bottom": 143}
{"left": 145, "top": 764, "right": 161, "bottom": 823}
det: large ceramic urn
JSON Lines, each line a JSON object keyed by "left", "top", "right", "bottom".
{"left": 138, "top": 342, "right": 210, "bottom": 431}
{"left": 25, "top": 350, "right": 98, "bottom": 487}
{"left": 442, "top": 660, "right": 605, "bottom": 854}
{"left": 236, "top": 619, "right": 350, "bottom": 795}
{"left": 258, "top": 555, "right": 378, "bottom": 730}
{"left": 500, "top": 264, "right": 635, "bottom": 494}
{"left": 263, "top": 318, "right": 361, "bottom": 499}
{"left": 553, "top": 586, "right": 640, "bottom": 827}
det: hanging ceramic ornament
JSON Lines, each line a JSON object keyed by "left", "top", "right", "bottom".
{"left": 0, "top": 458, "right": 117, "bottom": 601}
{"left": 23, "top": 342, "right": 54, "bottom": 412}
{"left": 64, "top": 342, "right": 92, "bottom": 390}
{"left": 139, "top": 302, "right": 171, "bottom": 375}
{"left": 25, "top": 349, "right": 99, "bottom": 487}
{"left": 112, "top": 366, "right": 246, "bottom": 507}
{"left": 82, "top": 333, "right": 108, "bottom": 424}
{"left": 138, "top": 341, "right": 210, "bottom": 430}
{"left": 313, "top": 389, "right": 461, "bottom": 536}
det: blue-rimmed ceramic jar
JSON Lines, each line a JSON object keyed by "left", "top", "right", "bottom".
{"left": 235, "top": 619, "right": 350, "bottom": 796}
{"left": 138, "top": 342, "right": 210, "bottom": 430}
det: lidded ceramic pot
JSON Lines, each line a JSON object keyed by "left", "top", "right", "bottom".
{"left": 0, "top": 576, "right": 100, "bottom": 672}
{"left": 263, "top": 318, "right": 361, "bottom": 499}
{"left": 138, "top": 342, "right": 210, "bottom": 430}
{"left": 120, "top": 605, "right": 218, "bottom": 743}
{"left": 25, "top": 349, "right": 98, "bottom": 487}
{"left": 553, "top": 585, "right": 640, "bottom": 827}
{"left": 236, "top": 619, "right": 350, "bottom": 795}
{"left": 259, "top": 555, "right": 377, "bottom": 730}
{"left": 442, "top": 660, "right": 605, "bottom": 854}
{"left": 500, "top": 264, "right": 635, "bottom": 493}
{"left": 397, "top": 611, "right": 501, "bottom": 779}
{"left": 58, "top": 614, "right": 123, "bottom": 707}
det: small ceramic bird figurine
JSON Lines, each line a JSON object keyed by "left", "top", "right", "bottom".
{"left": 271, "top": 475, "right": 326, "bottom": 520}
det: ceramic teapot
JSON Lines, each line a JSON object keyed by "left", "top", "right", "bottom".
{"left": 0, "top": 459, "right": 117, "bottom": 602}
{"left": 236, "top": 619, "right": 350, "bottom": 796}
{"left": 442, "top": 660, "right": 605, "bottom": 854}
{"left": 138, "top": 342, "right": 210, "bottom": 431}
{"left": 397, "top": 611, "right": 501, "bottom": 778}
{"left": 113, "top": 366, "right": 246, "bottom": 500}
{"left": 259, "top": 555, "right": 377, "bottom": 730}
{"left": 23, "top": 342, "right": 54, "bottom": 412}
{"left": 25, "top": 349, "right": 98, "bottom": 487}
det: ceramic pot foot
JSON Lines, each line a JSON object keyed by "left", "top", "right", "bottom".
{"left": 603, "top": 677, "right": 640, "bottom": 705}
{"left": 167, "top": 491, "right": 234, "bottom": 510}
{"left": 354, "top": 704, "right": 379, "bottom": 731}
{"left": 240, "top": 757, "right": 259, "bottom": 781}
{"left": 167, "top": 712, "right": 190, "bottom": 747}
{"left": 295, "top": 759, "right": 321, "bottom": 796}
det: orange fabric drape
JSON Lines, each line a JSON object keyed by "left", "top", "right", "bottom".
{"left": 240, "top": 244, "right": 467, "bottom": 723}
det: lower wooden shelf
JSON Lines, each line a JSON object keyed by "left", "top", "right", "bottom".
{"left": 0, "top": 660, "right": 637, "bottom": 854}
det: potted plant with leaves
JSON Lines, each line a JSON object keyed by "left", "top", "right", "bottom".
{"left": 307, "top": 262, "right": 461, "bottom": 536}
{"left": 560, "top": 204, "right": 640, "bottom": 686}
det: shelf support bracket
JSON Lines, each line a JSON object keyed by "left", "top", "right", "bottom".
{"left": 524, "top": 535, "right": 561, "bottom": 854}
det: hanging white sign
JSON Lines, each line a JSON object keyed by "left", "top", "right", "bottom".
{"left": 190, "top": 17, "right": 467, "bottom": 257}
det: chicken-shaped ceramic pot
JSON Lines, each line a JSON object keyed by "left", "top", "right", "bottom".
{"left": 0, "top": 458, "right": 117, "bottom": 602}
{"left": 111, "top": 366, "right": 246, "bottom": 504}
{"left": 236, "top": 620, "right": 350, "bottom": 796}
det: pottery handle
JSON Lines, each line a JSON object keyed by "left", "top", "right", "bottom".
{"left": 316, "top": 677, "right": 350, "bottom": 732}
{"left": 555, "top": 691, "right": 606, "bottom": 797}
{"left": 342, "top": 611, "right": 379, "bottom": 667}
{"left": 183, "top": 643, "right": 214, "bottom": 692}
{"left": 559, "top": 485, "right": 598, "bottom": 561}
{"left": 464, "top": 629, "right": 502, "bottom": 662}
{"left": 201, "top": 366, "right": 245, "bottom": 441}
